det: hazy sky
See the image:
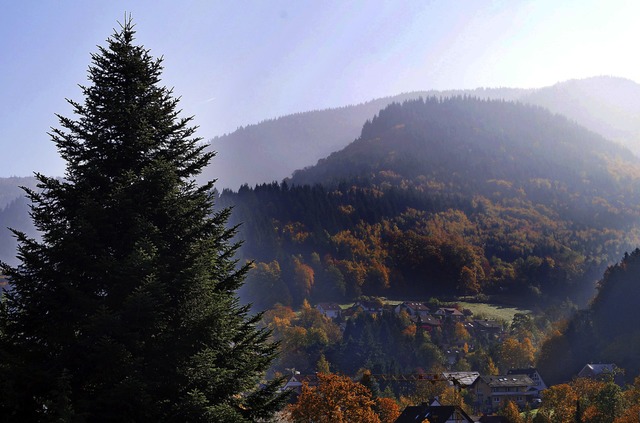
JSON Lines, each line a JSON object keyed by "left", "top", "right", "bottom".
{"left": 2, "top": 0, "right": 640, "bottom": 177}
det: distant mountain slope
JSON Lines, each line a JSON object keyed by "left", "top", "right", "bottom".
{"left": 0, "top": 177, "right": 38, "bottom": 209}
{"left": 206, "top": 76, "right": 640, "bottom": 190}
{"left": 205, "top": 88, "right": 526, "bottom": 189}
{"left": 520, "top": 76, "right": 640, "bottom": 153}
{"left": 0, "top": 177, "right": 39, "bottom": 266}
{"left": 0, "top": 196, "right": 34, "bottom": 266}
{"left": 288, "top": 96, "right": 635, "bottom": 192}
{"left": 220, "top": 98, "right": 640, "bottom": 308}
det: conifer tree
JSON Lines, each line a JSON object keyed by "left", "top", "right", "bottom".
{"left": 0, "top": 17, "right": 286, "bottom": 422}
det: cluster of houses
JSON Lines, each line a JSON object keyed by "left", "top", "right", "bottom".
{"left": 316, "top": 300, "right": 504, "bottom": 339}
{"left": 395, "top": 363, "right": 622, "bottom": 422}
{"left": 284, "top": 363, "right": 621, "bottom": 422}
{"left": 306, "top": 300, "right": 623, "bottom": 421}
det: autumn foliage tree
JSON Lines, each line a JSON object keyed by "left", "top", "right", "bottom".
{"left": 497, "top": 336, "right": 535, "bottom": 371}
{"left": 376, "top": 397, "right": 401, "bottom": 423}
{"left": 287, "top": 373, "right": 381, "bottom": 423}
{"left": 537, "top": 377, "right": 626, "bottom": 423}
{"left": 537, "top": 383, "right": 578, "bottom": 423}
{"left": 499, "top": 400, "right": 524, "bottom": 423}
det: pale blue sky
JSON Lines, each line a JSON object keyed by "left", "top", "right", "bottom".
{"left": 2, "top": 0, "right": 639, "bottom": 177}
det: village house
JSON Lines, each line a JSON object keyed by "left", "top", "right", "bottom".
{"left": 434, "top": 307, "right": 465, "bottom": 321}
{"left": 419, "top": 314, "right": 444, "bottom": 332}
{"left": 351, "top": 300, "right": 384, "bottom": 316}
{"left": 315, "top": 302, "right": 342, "bottom": 319}
{"left": 578, "top": 363, "right": 624, "bottom": 386}
{"left": 395, "top": 402, "right": 475, "bottom": 423}
{"left": 394, "top": 301, "right": 430, "bottom": 317}
{"left": 280, "top": 374, "right": 318, "bottom": 398}
{"left": 470, "top": 374, "right": 535, "bottom": 412}
{"left": 442, "top": 371, "right": 480, "bottom": 389}
{"left": 470, "top": 319, "right": 503, "bottom": 339}
{"left": 507, "top": 368, "right": 547, "bottom": 397}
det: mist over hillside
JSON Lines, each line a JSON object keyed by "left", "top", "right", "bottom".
{"left": 206, "top": 76, "right": 640, "bottom": 190}
{"left": 0, "top": 177, "right": 38, "bottom": 209}
{"left": 521, "top": 76, "right": 640, "bottom": 153}
{"left": 205, "top": 88, "right": 527, "bottom": 190}
{"left": 0, "top": 196, "right": 34, "bottom": 266}
{"left": 219, "top": 97, "right": 640, "bottom": 308}
{"left": 4, "top": 77, "right": 640, "bottom": 273}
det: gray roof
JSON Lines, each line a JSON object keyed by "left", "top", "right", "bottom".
{"left": 442, "top": 371, "right": 480, "bottom": 387}
{"left": 477, "top": 374, "right": 534, "bottom": 387}
{"left": 580, "top": 363, "right": 617, "bottom": 375}
{"left": 316, "top": 302, "right": 341, "bottom": 311}
{"left": 400, "top": 301, "right": 430, "bottom": 311}
{"left": 473, "top": 319, "right": 502, "bottom": 329}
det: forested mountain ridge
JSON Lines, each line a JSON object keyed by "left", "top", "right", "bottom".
{"left": 206, "top": 76, "right": 640, "bottom": 189}
{"left": 289, "top": 96, "right": 636, "bottom": 191}
{"left": 205, "top": 87, "right": 526, "bottom": 190}
{"left": 219, "top": 97, "right": 640, "bottom": 310}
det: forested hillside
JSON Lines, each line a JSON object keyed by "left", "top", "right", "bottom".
{"left": 539, "top": 248, "right": 640, "bottom": 383}
{"left": 206, "top": 88, "right": 526, "bottom": 189}
{"left": 207, "top": 76, "right": 640, "bottom": 190}
{"left": 219, "top": 97, "right": 640, "bottom": 309}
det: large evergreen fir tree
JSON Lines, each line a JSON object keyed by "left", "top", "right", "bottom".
{"left": 0, "top": 18, "right": 286, "bottom": 422}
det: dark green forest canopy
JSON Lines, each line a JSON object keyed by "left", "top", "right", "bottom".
{"left": 0, "top": 18, "right": 286, "bottom": 422}
{"left": 219, "top": 97, "right": 640, "bottom": 309}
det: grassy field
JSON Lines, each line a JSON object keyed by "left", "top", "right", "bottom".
{"left": 339, "top": 299, "right": 532, "bottom": 323}
{"left": 455, "top": 301, "right": 532, "bottom": 323}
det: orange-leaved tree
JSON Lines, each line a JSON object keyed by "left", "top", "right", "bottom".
{"left": 499, "top": 400, "right": 523, "bottom": 423}
{"left": 287, "top": 373, "right": 381, "bottom": 423}
{"left": 376, "top": 397, "right": 401, "bottom": 423}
